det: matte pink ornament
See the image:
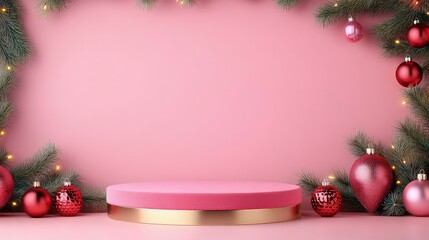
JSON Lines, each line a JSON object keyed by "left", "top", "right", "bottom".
{"left": 344, "top": 16, "right": 364, "bottom": 42}
{"left": 349, "top": 148, "right": 393, "bottom": 213}
{"left": 403, "top": 170, "right": 429, "bottom": 216}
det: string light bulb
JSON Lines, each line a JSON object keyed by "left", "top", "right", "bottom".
{"left": 0, "top": 130, "right": 5, "bottom": 136}
{"left": 391, "top": 145, "right": 395, "bottom": 149}
{"left": 402, "top": 100, "right": 407, "bottom": 105}
{"left": 6, "top": 154, "right": 13, "bottom": 160}
{"left": 392, "top": 166, "right": 396, "bottom": 170}
{"left": 1, "top": 8, "right": 6, "bottom": 13}
{"left": 403, "top": 160, "right": 407, "bottom": 164}
{"left": 328, "top": 175, "right": 336, "bottom": 180}
{"left": 176, "top": 0, "right": 185, "bottom": 5}
{"left": 395, "top": 39, "right": 401, "bottom": 44}
{"left": 43, "top": 4, "right": 48, "bottom": 10}
{"left": 334, "top": 3, "right": 338, "bottom": 7}
{"left": 396, "top": 180, "right": 401, "bottom": 185}
{"left": 6, "top": 65, "right": 12, "bottom": 71}
{"left": 55, "top": 165, "right": 61, "bottom": 171}
{"left": 11, "top": 201, "right": 17, "bottom": 207}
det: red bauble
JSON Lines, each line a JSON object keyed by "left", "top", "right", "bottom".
{"left": 407, "top": 20, "right": 429, "bottom": 48}
{"left": 0, "top": 165, "right": 13, "bottom": 208}
{"left": 395, "top": 55, "right": 423, "bottom": 88}
{"left": 344, "top": 16, "right": 364, "bottom": 43}
{"left": 22, "top": 181, "right": 52, "bottom": 217}
{"left": 311, "top": 179, "right": 342, "bottom": 217}
{"left": 55, "top": 179, "right": 83, "bottom": 216}
{"left": 349, "top": 148, "right": 393, "bottom": 213}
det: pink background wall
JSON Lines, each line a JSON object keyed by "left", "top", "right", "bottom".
{"left": 5, "top": 0, "right": 407, "bottom": 187}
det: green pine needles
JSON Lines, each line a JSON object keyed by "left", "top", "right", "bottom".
{"left": 0, "top": 0, "right": 105, "bottom": 212}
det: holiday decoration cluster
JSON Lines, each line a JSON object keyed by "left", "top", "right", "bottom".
{"left": 286, "top": 0, "right": 429, "bottom": 216}
{"left": 0, "top": 1, "right": 105, "bottom": 213}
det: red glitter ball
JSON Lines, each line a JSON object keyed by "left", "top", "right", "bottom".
{"left": 311, "top": 184, "right": 342, "bottom": 217}
{"left": 55, "top": 184, "right": 83, "bottom": 216}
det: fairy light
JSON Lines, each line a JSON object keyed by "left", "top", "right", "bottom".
{"left": 403, "top": 160, "right": 407, "bottom": 164}
{"left": 396, "top": 180, "right": 401, "bottom": 185}
{"left": 55, "top": 165, "right": 61, "bottom": 171}
{"left": 176, "top": 0, "right": 185, "bottom": 5}
{"left": 6, "top": 65, "right": 12, "bottom": 71}
{"left": 402, "top": 100, "right": 407, "bottom": 105}
{"left": 395, "top": 39, "right": 401, "bottom": 44}
{"left": 1, "top": 8, "right": 6, "bottom": 13}
{"left": 427, "top": 12, "right": 429, "bottom": 15}
{"left": 391, "top": 145, "right": 395, "bottom": 149}
{"left": 43, "top": 4, "right": 48, "bottom": 10}
{"left": 0, "top": 130, "right": 5, "bottom": 136}
{"left": 334, "top": 3, "right": 338, "bottom": 7}
{"left": 6, "top": 154, "right": 13, "bottom": 160}
{"left": 392, "top": 166, "right": 396, "bottom": 170}
{"left": 11, "top": 201, "right": 17, "bottom": 207}
{"left": 328, "top": 175, "right": 336, "bottom": 180}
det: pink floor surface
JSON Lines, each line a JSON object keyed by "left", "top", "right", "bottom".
{"left": 0, "top": 211, "right": 425, "bottom": 239}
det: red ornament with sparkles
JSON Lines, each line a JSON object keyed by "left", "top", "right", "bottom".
{"left": 0, "top": 165, "right": 13, "bottom": 209}
{"left": 407, "top": 20, "right": 429, "bottom": 48}
{"left": 349, "top": 148, "right": 393, "bottom": 213}
{"left": 311, "top": 179, "right": 342, "bottom": 217}
{"left": 395, "top": 55, "right": 423, "bottom": 88}
{"left": 22, "top": 181, "right": 52, "bottom": 217}
{"left": 55, "top": 179, "right": 83, "bottom": 216}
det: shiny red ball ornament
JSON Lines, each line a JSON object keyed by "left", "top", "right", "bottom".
{"left": 344, "top": 16, "right": 364, "bottom": 42}
{"left": 349, "top": 148, "right": 393, "bottom": 213}
{"left": 407, "top": 20, "right": 429, "bottom": 48}
{"left": 22, "top": 181, "right": 52, "bottom": 217}
{"left": 0, "top": 165, "right": 13, "bottom": 209}
{"left": 403, "top": 170, "right": 429, "bottom": 216}
{"left": 395, "top": 55, "right": 423, "bottom": 88}
{"left": 311, "top": 179, "right": 342, "bottom": 217}
{"left": 55, "top": 179, "right": 83, "bottom": 216}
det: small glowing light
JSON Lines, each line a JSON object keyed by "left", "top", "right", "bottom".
{"left": 11, "top": 201, "right": 17, "bottom": 207}
{"left": 415, "top": 1, "right": 419, "bottom": 5}
{"left": 402, "top": 100, "right": 407, "bottom": 105}
{"left": 43, "top": 4, "right": 48, "bottom": 10}
{"left": 6, "top": 65, "right": 11, "bottom": 71}
{"left": 334, "top": 3, "right": 338, "bottom": 7}
{"left": 392, "top": 166, "right": 396, "bottom": 170}
{"left": 391, "top": 145, "right": 395, "bottom": 149}
{"left": 426, "top": 12, "right": 429, "bottom": 15}
{"left": 328, "top": 175, "right": 336, "bottom": 180}
{"left": 395, "top": 39, "right": 401, "bottom": 44}
{"left": 55, "top": 165, "right": 61, "bottom": 171}
{"left": 1, "top": 8, "right": 6, "bottom": 12}
{"left": 6, "top": 154, "right": 13, "bottom": 160}
{"left": 403, "top": 160, "right": 407, "bottom": 164}
{"left": 0, "top": 130, "right": 5, "bottom": 136}
{"left": 396, "top": 180, "right": 401, "bottom": 185}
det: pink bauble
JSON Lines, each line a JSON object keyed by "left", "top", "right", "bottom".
{"left": 403, "top": 171, "right": 429, "bottom": 216}
{"left": 344, "top": 16, "right": 364, "bottom": 42}
{"left": 349, "top": 148, "right": 393, "bottom": 213}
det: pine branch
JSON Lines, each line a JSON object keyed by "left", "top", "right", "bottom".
{"left": 382, "top": 188, "right": 406, "bottom": 216}
{"left": 137, "top": 0, "right": 157, "bottom": 9}
{"left": 0, "top": 70, "right": 14, "bottom": 99}
{"left": 38, "top": 0, "right": 71, "bottom": 16}
{"left": 398, "top": 118, "right": 429, "bottom": 154}
{"left": 405, "top": 87, "right": 429, "bottom": 128}
{"left": 10, "top": 143, "right": 58, "bottom": 194}
{"left": 80, "top": 186, "right": 106, "bottom": 212}
{"left": 176, "top": 0, "right": 197, "bottom": 7}
{"left": 277, "top": 0, "right": 301, "bottom": 9}
{"left": 0, "top": 147, "right": 7, "bottom": 166}
{"left": 347, "top": 132, "right": 385, "bottom": 157}
{"left": 0, "top": 100, "right": 11, "bottom": 128}
{"left": 297, "top": 172, "right": 320, "bottom": 196}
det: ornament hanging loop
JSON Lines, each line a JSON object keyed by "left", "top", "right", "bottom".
{"left": 33, "top": 181, "right": 40, "bottom": 187}
{"left": 322, "top": 179, "right": 330, "bottom": 186}
{"left": 405, "top": 54, "right": 412, "bottom": 62}
{"left": 64, "top": 178, "right": 71, "bottom": 186}
{"left": 348, "top": 15, "right": 354, "bottom": 22}
{"left": 414, "top": 19, "right": 420, "bottom": 25}
{"left": 366, "top": 147, "right": 375, "bottom": 154}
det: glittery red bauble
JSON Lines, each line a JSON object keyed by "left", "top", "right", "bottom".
{"left": 407, "top": 23, "right": 429, "bottom": 48}
{"left": 22, "top": 184, "right": 52, "bottom": 217}
{"left": 396, "top": 58, "right": 423, "bottom": 88}
{"left": 349, "top": 149, "right": 393, "bottom": 213}
{"left": 55, "top": 184, "right": 83, "bottom": 216}
{"left": 311, "top": 184, "right": 342, "bottom": 217}
{"left": 0, "top": 165, "right": 13, "bottom": 209}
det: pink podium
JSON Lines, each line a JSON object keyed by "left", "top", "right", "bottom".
{"left": 107, "top": 181, "right": 301, "bottom": 225}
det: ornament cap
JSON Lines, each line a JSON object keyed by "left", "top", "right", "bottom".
{"left": 33, "top": 181, "right": 40, "bottom": 188}
{"left": 414, "top": 19, "right": 420, "bottom": 25}
{"left": 366, "top": 147, "right": 375, "bottom": 154}
{"left": 348, "top": 15, "right": 354, "bottom": 22}
{"left": 322, "top": 179, "right": 330, "bottom": 186}
{"left": 405, "top": 54, "right": 412, "bottom": 62}
{"left": 417, "top": 169, "right": 427, "bottom": 181}
{"left": 64, "top": 178, "right": 71, "bottom": 186}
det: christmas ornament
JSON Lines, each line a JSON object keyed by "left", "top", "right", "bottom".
{"left": 0, "top": 165, "right": 13, "bottom": 209}
{"left": 349, "top": 148, "right": 393, "bottom": 213}
{"left": 403, "top": 169, "right": 429, "bottom": 216}
{"left": 22, "top": 181, "right": 52, "bottom": 217}
{"left": 344, "top": 16, "right": 364, "bottom": 42}
{"left": 395, "top": 55, "right": 423, "bottom": 88}
{"left": 311, "top": 179, "right": 342, "bottom": 217}
{"left": 55, "top": 179, "right": 83, "bottom": 216}
{"left": 407, "top": 19, "right": 429, "bottom": 48}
